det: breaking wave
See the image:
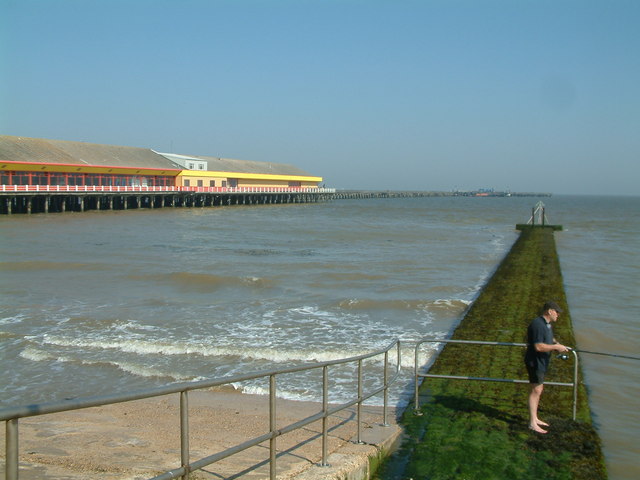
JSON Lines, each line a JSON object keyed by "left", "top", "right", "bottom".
{"left": 335, "top": 298, "right": 469, "bottom": 313}
{"left": 20, "top": 346, "right": 202, "bottom": 382}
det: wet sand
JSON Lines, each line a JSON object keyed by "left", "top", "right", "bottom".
{"left": 0, "top": 390, "right": 401, "bottom": 479}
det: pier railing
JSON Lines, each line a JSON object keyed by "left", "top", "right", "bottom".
{"left": 0, "top": 185, "right": 336, "bottom": 194}
{"left": 413, "top": 338, "right": 579, "bottom": 420}
{"left": 1, "top": 340, "right": 400, "bottom": 480}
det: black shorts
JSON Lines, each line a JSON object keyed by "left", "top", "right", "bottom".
{"left": 526, "top": 364, "right": 545, "bottom": 384}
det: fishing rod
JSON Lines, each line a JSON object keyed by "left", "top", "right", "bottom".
{"left": 568, "top": 348, "right": 640, "bottom": 361}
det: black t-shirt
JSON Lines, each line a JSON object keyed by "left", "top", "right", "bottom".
{"left": 524, "top": 316, "right": 554, "bottom": 372}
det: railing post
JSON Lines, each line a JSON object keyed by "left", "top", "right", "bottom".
{"left": 572, "top": 350, "right": 579, "bottom": 420}
{"left": 270, "top": 374, "right": 277, "bottom": 480}
{"left": 180, "top": 391, "right": 190, "bottom": 480}
{"left": 322, "top": 365, "right": 329, "bottom": 466}
{"left": 383, "top": 350, "right": 389, "bottom": 427}
{"left": 357, "top": 359, "right": 363, "bottom": 444}
{"left": 6, "top": 418, "right": 18, "bottom": 480}
{"left": 414, "top": 341, "right": 422, "bottom": 414}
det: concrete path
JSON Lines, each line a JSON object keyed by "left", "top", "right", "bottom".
{"left": 1, "top": 391, "right": 402, "bottom": 479}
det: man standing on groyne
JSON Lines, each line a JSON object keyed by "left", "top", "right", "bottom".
{"left": 525, "top": 301, "right": 571, "bottom": 434}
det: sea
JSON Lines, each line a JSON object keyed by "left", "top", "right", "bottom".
{"left": 0, "top": 195, "right": 638, "bottom": 479}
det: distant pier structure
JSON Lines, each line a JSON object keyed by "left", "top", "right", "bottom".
{"left": 334, "top": 190, "right": 552, "bottom": 199}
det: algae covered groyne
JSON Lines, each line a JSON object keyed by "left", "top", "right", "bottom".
{"left": 376, "top": 224, "right": 607, "bottom": 479}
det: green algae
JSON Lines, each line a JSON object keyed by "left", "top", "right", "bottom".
{"left": 374, "top": 227, "right": 607, "bottom": 480}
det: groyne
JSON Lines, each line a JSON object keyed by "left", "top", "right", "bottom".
{"left": 376, "top": 225, "right": 606, "bottom": 479}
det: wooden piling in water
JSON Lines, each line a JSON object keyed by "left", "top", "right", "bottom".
{"left": 0, "top": 190, "right": 334, "bottom": 214}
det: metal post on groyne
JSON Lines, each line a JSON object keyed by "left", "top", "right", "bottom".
{"left": 516, "top": 201, "right": 562, "bottom": 231}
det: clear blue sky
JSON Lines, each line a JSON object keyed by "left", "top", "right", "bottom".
{"left": 1, "top": 0, "right": 638, "bottom": 195}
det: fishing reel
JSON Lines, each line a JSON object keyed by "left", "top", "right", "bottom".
{"left": 557, "top": 346, "right": 573, "bottom": 360}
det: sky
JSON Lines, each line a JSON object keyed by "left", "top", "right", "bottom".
{"left": 1, "top": 0, "right": 639, "bottom": 195}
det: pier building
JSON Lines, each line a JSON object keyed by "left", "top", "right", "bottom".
{"left": 0, "top": 136, "right": 331, "bottom": 214}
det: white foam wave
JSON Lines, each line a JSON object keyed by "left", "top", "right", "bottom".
{"left": 109, "top": 320, "right": 160, "bottom": 332}
{"left": 20, "top": 346, "right": 76, "bottom": 364}
{"left": 20, "top": 346, "right": 56, "bottom": 362}
{"left": 265, "top": 305, "right": 338, "bottom": 319}
{"left": 110, "top": 361, "right": 199, "bottom": 381}
{"left": 39, "top": 334, "right": 376, "bottom": 364}
{"left": 0, "top": 314, "right": 27, "bottom": 325}
{"left": 234, "top": 383, "right": 332, "bottom": 403}
{"left": 433, "top": 298, "right": 471, "bottom": 308}
{"left": 20, "top": 345, "right": 200, "bottom": 382}
{"left": 232, "top": 383, "right": 352, "bottom": 402}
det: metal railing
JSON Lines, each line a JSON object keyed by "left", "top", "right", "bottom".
{"left": 2, "top": 340, "right": 400, "bottom": 480}
{"left": 0, "top": 185, "right": 336, "bottom": 194}
{"left": 414, "top": 338, "right": 578, "bottom": 420}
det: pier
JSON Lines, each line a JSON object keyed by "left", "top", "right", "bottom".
{"left": 0, "top": 135, "right": 330, "bottom": 215}
{"left": 0, "top": 186, "right": 335, "bottom": 214}
{"left": 0, "top": 188, "right": 553, "bottom": 214}
{"left": 334, "top": 190, "right": 552, "bottom": 199}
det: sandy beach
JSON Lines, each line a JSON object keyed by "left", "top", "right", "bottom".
{"left": 1, "top": 390, "right": 401, "bottom": 479}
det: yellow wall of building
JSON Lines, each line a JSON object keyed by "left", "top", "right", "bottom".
{"left": 178, "top": 170, "right": 322, "bottom": 188}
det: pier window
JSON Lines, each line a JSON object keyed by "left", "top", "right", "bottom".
{"left": 150, "top": 176, "right": 173, "bottom": 187}
{"left": 13, "top": 172, "right": 31, "bottom": 185}
{"left": 87, "top": 175, "right": 101, "bottom": 186}
{"left": 50, "top": 173, "right": 66, "bottom": 186}
{"left": 67, "top": 173, "right": 85, "bottom": 186}
{"left": 31, "top": 173, "right": 48, "bottom": 185}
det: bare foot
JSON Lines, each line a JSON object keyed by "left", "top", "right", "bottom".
{"left": 529, "top": 424, "right": 548, "bottom": 434}
{"left": 537, "top": 420, "right": 549, "bottom": 427}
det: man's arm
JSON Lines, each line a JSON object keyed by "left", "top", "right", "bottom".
{"left": 534, "top": 342, "right": 569, "bottom": 353}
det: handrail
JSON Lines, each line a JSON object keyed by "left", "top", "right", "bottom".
{"left": 0, "top": 185, "right": 336, "bottom": 194}
{"left": 413, "top": 338, "right": 578, "bottom": 420}
{"left": 2, "top": 339, "right": 400, "bottom": 480}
